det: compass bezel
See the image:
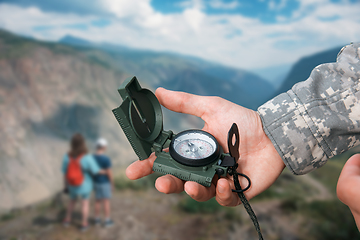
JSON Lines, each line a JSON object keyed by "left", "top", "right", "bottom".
{"left": 169, "top": 129, "right": 220, "bottom": 167}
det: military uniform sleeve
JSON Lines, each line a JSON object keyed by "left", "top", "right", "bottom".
{"left": 258, "top": 43, "right": 360, "bottom": 175}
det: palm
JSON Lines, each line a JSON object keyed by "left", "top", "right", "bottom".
{"left": 126, "top": 88, "right": 285, "bottom": 206}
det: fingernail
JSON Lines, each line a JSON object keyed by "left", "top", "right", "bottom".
{"left": 184, "top": 188, "right": 193, "bottom": 197}
{"left": 218, "top": 184, "right": 225, "bottom": 193}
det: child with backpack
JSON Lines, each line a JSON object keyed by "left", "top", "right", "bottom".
{"left": 62, "top": 133, "right": 101, "bottom": 231}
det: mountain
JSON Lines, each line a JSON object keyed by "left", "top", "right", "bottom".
{"left": 0, "top": 29, "right": 275, "bottom": 213}
{"left": 59, "top": 35, "right": 92, "bottom": 47}
{"left": 59, "top": 35, "right": 275, "bottom": 109}
{"left": 59, "top": 34, "right": 130, "bottom": 52}
{"left": 274, "top": 46, "right": 343, "bottom": 96}
{"left": 254, "top": 64, "right": 293, "bottom": 89}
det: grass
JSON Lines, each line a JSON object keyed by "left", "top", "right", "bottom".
{"left": 0, "top": 212, "right": 17, "bottom": 222}
{"left": 114, "top": 172, "right": 161, "bottom": 191}
{"left": 177, "top": 196, "right": 242, "bottom": 223}
{"left": 298, "top": 199, "right": 359, "bottom": 240}
{"left": 178, "top": 197, "right": 223, "bottom": 214}
{"left": 252, "top": 170, "right": 314, "bottom": 202}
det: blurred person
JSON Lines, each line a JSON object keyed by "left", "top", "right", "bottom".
{"left": 93, "top": 138, "right": 115, "bottom": 227}
{"left": 337, "top": 154, "right": 360, "bottom": 230}
{"left": 62, "top": 133, "right": 101, "bottom": 231}
{"left": 125, "top": 42, "right": 360, "bottom": 210}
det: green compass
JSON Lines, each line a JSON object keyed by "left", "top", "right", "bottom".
{"left": 112, "top": 76, "right": 231, "bottom": 187}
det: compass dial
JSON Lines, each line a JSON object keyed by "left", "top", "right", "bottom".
{"left": 169, "top": 130, "right": 220, "bottom": 167}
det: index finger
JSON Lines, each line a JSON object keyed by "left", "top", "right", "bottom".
{"left": 155, "top": 87, "right": 209, "bottom": 119}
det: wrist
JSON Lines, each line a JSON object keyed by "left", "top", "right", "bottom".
{"left": 255, "top": 111, "right": 285, "bottom": 170}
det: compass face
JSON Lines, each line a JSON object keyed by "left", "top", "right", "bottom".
{"left": 169, "top": 130, "right": 220, "bottom": 167}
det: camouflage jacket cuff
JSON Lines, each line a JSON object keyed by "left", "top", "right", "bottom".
{"left": 257, "top": 43, "right": 360, "bottom": 175}
{"left": 257, "top": 91, "right": 334, "bottom": 175}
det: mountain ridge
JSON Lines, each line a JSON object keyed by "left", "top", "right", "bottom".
{"left": 59, "top": 34, "right": 275, "bottom": 108}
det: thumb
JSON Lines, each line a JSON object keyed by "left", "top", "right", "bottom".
{"left": 337, "top": 153, "right": 360, "bottom": 230}
{"left": 337, "top": 154, "right": 360, "bottom": 206}
{"left": 155, "top": 87, "right": 210, "bottom": 119}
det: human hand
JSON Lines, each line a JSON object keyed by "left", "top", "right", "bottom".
{"left": 337, "top": 154, "right": 360, "bottom": 230}
{"left": 126, "top": 88, "right": 285, "bottom": 206}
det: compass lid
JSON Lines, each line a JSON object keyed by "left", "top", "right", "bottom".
{"left": 112, "top": 76, "right": 163, "bottom": 160}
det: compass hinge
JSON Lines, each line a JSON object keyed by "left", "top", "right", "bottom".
{"left": 152, "top": 130, "right": 173, "bottom": 154}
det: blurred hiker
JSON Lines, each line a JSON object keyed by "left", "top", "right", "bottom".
{"left": 62, "top": 133, "right": 101, "bottom": 231}
{"left": 93, "top": 138, "right": 115, "bottom": 227}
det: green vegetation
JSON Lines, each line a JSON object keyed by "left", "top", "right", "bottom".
{"left": 279, "top": 196, "right": 305, "bottom": 213}
{"left": 178, "top": 197, "right": 222, "bottom": 214}
{"left": 177, "top": 196, "right": 242, "bottom": 222}
{"left": 279, "top": 198, "right": 360, "bottom": 240}
{"left": 114, "top": 172, "right": 160, "bottom": 191}
{"left": 1, "top": 212, "right": 17, "bottom": 222}
{"left": 303, "top": 200, "right": 359, "bottom": 240}
{"left": 253, "top": 170, "right": 314, "bottom": 201}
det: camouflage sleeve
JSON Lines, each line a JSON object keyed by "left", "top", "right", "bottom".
{"left": 257, "top": 43, "right": 360, "bottom": 175}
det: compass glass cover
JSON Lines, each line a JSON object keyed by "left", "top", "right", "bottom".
{"left": 173, "top": 132, "right": 217, "bottom": 160}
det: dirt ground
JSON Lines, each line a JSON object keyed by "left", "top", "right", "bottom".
{"left": 0, "top": 189, "right": 309, "bottom": 240}
{"left": 0, "top": 173, "right": 334, "bottom": 240}
{"left": 0, "top": 189, "right": 235, "bottom": 240}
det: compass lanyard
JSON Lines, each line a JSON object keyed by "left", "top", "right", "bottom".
{"left": 226, "top": 123, "right": 264, "bottom": 240}
{"left": 229, "top": 167, "right": 264, "bottom": 240}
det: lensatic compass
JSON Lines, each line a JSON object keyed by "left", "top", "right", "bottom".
{"left": 112, "top": 76, "right": 246, "bottom": 187}
{"left": 112, "top": 76, "right": 262, "bottom": 239}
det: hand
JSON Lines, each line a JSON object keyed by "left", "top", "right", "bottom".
{"left": 337, "top": 154, "right": 360, "bottom": 230}
{"left": 126, "top": 88, "right": 285, "bottom": 206}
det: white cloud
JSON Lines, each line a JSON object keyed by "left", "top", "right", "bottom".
{"left": 209, "top": 0, "right": 239, "bottom": 9}
{"left": 101, "top": 0, "right": 154, "bottom": 19}
{"left": 0, "top": 0, "right": 359, "bottom": 70}
{"left": 177, "top": 0, "right": 205, "bottom": 10}
{"left": 0, "top": 4, "right": 98, "bottom": 40}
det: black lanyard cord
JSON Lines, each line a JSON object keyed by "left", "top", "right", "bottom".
{"left": 229, "top": 167, "right": 264, "bottom": 240}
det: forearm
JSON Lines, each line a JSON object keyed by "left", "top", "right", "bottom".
{"left": 258, "top": 43, "right": 360, "bottom": 175}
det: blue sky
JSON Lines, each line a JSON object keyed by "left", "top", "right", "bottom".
{"left": 0, "top": 0, "right": 359, "bottom": 72}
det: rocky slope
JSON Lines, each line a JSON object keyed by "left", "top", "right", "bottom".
{"left": 0, "top": 30, "right": 132, "bottom": 212}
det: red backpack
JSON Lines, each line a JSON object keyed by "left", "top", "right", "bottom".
{"left": 66, "top": 155, "right": 84, "bottom": 186}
